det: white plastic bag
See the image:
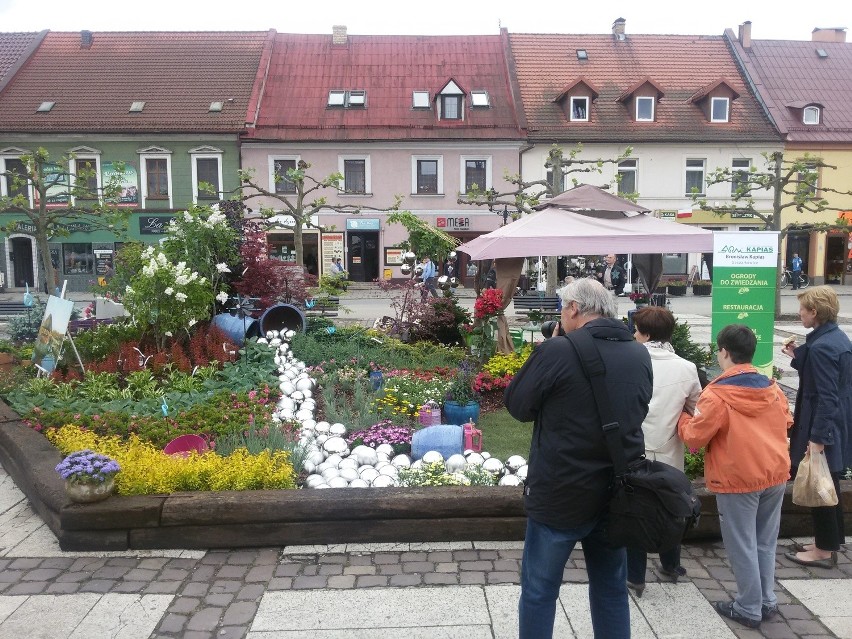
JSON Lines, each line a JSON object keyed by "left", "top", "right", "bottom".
{"left": 792, "top": 451, "right": 838, "bottom": 507}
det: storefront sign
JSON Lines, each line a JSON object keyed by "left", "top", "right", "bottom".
{"left": 346, "top": 218, "right": 380, "bottom": 230}
{"left": 34, "top": 163, "right": 70, "bottom": 207}
{"left": 730, "top": 211, "right": 756, "bottom": 219}
{"left": 712, "top": 231, "right": 779, "bottom": 376}
{"left": 15, "top": 221, "right": 90, "bottom": 234}
{"left": 102, "top": 161, "right": 139, "bottom": 206}
{"left": 139, "top": 215, "right": 175, "bottom": 235}
{"left": 659, "top": 210, "right": 676, "bottom": 219}
{"left": 384, "top": 247, "right": 404, "bottom": 265}
{"left": 94, "top": 250, "right": 114, "bottom": 277}
{"left": 437, "top": 216, "right": 470, "bottom": 230}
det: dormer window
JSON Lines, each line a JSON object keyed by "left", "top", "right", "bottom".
{"left": 438, "top": 79, "right": 465, "bottom": 121}
{"left": 803, "top": 106, "right": 820, "bottom": 125}
{"left": 711, "top": 97, "right": 730, "bottom": 123}
{"left": 635, "top": 96, "right": 654, "bottom": 121}
{"left": 570, "top": 96, "right": 589, "bottom": 121}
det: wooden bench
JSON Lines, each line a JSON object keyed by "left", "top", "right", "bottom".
{"left": 512, "top": 295, "right": 561, "bottom": 320}
{"left": 67, "top": 318, "right": 117, "bottom": 336}
{"left": 304, "top": 295, "right": 340, "bottom": 318}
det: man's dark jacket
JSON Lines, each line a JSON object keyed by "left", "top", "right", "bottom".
{"left": 504, "top": 318, "right": 652, "bottom": 529}
{"left": 597, "top": 263, "right": 626, "bottom": 294}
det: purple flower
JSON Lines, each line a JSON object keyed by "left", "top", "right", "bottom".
{"left": 55, "top": 450, "right": 120, "bottom": 484}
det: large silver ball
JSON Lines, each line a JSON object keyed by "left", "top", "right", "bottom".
{"left": 445, "top": 454, "right": 467, "bottom": 473}
{"left": 400, "top": 263, "right": 412, "bottom": 275}
{"left": 465, "top": 452, "right": 485, "bottom": 466}
{"left": 352, "top": 445, "right": 379, "bottom": 466}
{"left": 304, "top": 474, "right": 326, "bottom": 488}
{"left": 315, "top": 421, "right": 331, "bottom": 433}
{"left": 449, "top": 277, "right": 459, "bottom": 288}
{"left": 349, "top": 478, "right": 369, "bottom": 488}
{"left": 327, "top": 476, "right": 349, "bottom": 488}
{"left": 483, "top": 458, "right": 505, "bottom": 477}
{"left": 390, "top": 454, "right": 411, "bottom": 468}
{"left": 375, "top": 444, "right": 395, "bottom": 457}
{"left": 359, "top": 467, "right": 380, "bottom": 484}
{"left": 338, "top": 467, "right": 359, "bottom": 482}
{"left": 372, "top": 474, "right": 397, "bottom": 488}
{"left": 438, "top": 275, "right": 450, "bottom": 290}
{"left": 329, "top": 423, "right": 347, "bottom": 436}
{"left": 449, "top": 251, "right": 457, "bottom": 259}
{"left": 499, "top": 475, "right": 522, "bottom": 486}
{"left": 323, "top": 437, "right": 349, "bottom": 456}
{"left": 506, "top": 455, "right": 527, "bottom": 472}
{"left": 422, "top": 450, "right": 444, "bottom": 465}
{"left": 414, "top": 264, "right": 424, "bottom": 276}
{"left": 516, "top": 465, "right": 529, "bottom": 481}
{"left": 403, "top": 251, "right": 417, "bottom": 264}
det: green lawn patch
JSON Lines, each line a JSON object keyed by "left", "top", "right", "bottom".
{"left": 477, "top": 407, "right": 532, "bottom": 462}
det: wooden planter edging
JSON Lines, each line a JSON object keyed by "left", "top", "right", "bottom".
{"left": 1, "top": 412, "right": 851, "bottom": 551}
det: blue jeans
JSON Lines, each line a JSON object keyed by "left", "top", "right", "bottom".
{"left": 519, "top": 516, "right": 629, "bottom": 639}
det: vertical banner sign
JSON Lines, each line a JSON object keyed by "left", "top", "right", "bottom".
{"left": 321, "top": 232, "right": 344, "bottom": 274}
{"left": 712, "top": 232, "right": 779, "bottom": 376}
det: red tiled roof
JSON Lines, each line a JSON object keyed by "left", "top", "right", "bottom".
{"left": 508, "top": 33, "right": 779, "bottom": 143}
{"left": 245, "top": 33, "right": 524, "bottom": 141}
{"left": 728, "top": 34, "right": 852, "bottom": 143}
{"left": 0, "top": 31, "right": 273, "bottom": 133}
{"left": 0, "top": 31, "right": 45, "bottom": 91}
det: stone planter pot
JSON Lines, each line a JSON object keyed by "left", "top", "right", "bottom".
{"left": 65, "top": 476, "right": 115, "bottom": 504}
{"left": 692, "top": 284, "right": 712, "bottom": 296}
{"left": 667, "top": 285, "right": 687, "bottom": 297}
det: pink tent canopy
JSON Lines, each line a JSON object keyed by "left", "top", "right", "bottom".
{"left": 457, "top": 202, "right": 713, "bottom": 260}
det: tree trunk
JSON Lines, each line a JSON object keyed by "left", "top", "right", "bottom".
{"left": 293, "top": 222, "right": 304, "bottom": 267}
{"left": 35, "top": 224, "right": 55, "bottom": 296}
{"left": 773, "top": 154, "right": 783, "bottom": 320}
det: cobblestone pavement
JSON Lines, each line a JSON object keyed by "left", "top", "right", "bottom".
{"left": 1, "top": 469, "right": 850, "bottom": 638}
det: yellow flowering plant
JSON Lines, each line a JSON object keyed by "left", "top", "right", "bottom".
{"left": 47, "top": 424, "right": 296, "bottom": 494}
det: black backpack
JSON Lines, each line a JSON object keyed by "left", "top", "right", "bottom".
{"left": 566, "top": 329, "right": 702, "bottom": 553}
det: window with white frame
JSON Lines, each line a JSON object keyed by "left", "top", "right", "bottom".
{"left": 190, "top": 149, "right": 223, "bottom": 202}
{"left": 470, "top": 91, "right": 490, "bottom": 107}
{"left": 570, "top": 96, "right": 589, "bottom": 121}
{"left": 711, "top": 97, "right": 730, "bottom": 122}
{"left": 461, "top": 157, "right": 491, "bottom": 193}
{"left": 545, "top": 168, "right": 567, "bottom": 193}
{"left": 636, "top": 96, "right": 655, "bottom": 121}
{"left": 617, "top": 159, "right": 637, "bottom": 195}
{"left": 731, "top": 158, "right": 751, "bottom": 195}
{"left": 339, "top": 155, "right": 370, "bottom": 194}
{"left": 803, "top": 106, "right": 820, "bottom": 125}
{"left": 685, "top": 159, "right": 706, "bottom": 196}
{"left": 798, "top": 161, "right": 819, "bottom": 196}
{"left": 1, "top": 156, "right": 29, "bottom": 201}
{"left": 139, "top": 149, "right": 172, "bottom": 207}
{"left": 412, "top": 156, "right": 443, "bottom": 194}
{"left": 69, "top": 153, "right": 101, "bottom": 201}
{"left": 271, "top": 157, "right": 298, "bottom": 194}
{"left": 412, "top": 91, "right": 430, "bottom": 109}
{"left": 441, "top": 95, "right": 463, "bottom": 120}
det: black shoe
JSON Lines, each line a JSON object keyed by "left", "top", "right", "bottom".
{"left": 659, "top": 565, "right": 687, "bottom": 582}
{"left": 715, "top": 601, "right": 761, "bottom": 629}
{"left": 626, "top": 581, "right": 645, "bottom": 598}
{"left": 785, "top": 551, "right": 838, "bottom": 569}
{"left": 762, "top": 605, "right": 779, "bottom": 621}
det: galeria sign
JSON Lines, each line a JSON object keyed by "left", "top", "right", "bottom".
{"left": 711, "top": 231, "right": 779, "bottom": 376}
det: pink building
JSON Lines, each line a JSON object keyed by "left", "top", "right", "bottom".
{"left": 241, "top": 27, "right": 526, "bottom": 282}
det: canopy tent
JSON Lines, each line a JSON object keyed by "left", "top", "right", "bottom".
{"left": 456, "top": 185, "right": 715, "bottom": 352}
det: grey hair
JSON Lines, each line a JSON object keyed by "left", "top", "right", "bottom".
{"left": 557, "top": 277, "right": 617, "bottom": 318}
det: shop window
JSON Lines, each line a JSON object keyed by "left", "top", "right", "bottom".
{"left": 63, "top": 243, "right": 94, "bottom": 274}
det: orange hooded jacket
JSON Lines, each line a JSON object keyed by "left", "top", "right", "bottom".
{"left": 678, "top": 364, "right": 792, "bottom": 494}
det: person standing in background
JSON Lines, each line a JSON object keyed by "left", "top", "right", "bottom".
{"left": 791, "top": 253, "right": 803, "bottom": 290}
{"left": 597, "top": 254, "right": 625, "bottom": 295}
{"left": 420, "top": 255, "right": 438, "bottom": 297}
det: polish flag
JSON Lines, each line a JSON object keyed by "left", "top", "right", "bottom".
{"left": 676, "top": 209, "right": 693, "bottom": 219}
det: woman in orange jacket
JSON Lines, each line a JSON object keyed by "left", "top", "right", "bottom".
{"left": 679, "top": 324, "right": 792, "bottom": 630}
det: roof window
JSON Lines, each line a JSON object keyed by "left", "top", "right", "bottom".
{"left": 470, "top": 91, "right": 490, "bottom": 107}
{"left": 327, "top": 90, "right": 365, "bottom": 108}
{"left": 209, "top": 102, "right": 223, "bottom": 112}
{"left": 347, "top": 90, "right": 366, "bottom": 107}
{"left": 412, "top": 91, "right": 430, "bottom": 108}
{"left": 36, "top": 101, "right": 55, "bottom": 113}
{"left": 576, "top": 49, "right": 588, "bottom": 60}
{"left": 816, "top": 48, "right": 828, "bottom": 58}
{"left": 130, "top": 101, "right": 145, "bottom": 113}
{"left": 327, "top": 91, "right": 346, "bottom": 107}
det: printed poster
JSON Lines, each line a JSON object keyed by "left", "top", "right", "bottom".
{"left": 32, "top": 295, "right": 75, "bottom": 373}
{"left": 102, "top": 161, "right": 139, "bottom": 206}
{"left": 712, "top": 232, "right": 779, "bottom": 376}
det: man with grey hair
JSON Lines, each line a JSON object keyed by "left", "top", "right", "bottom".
{"left": 505, "top": 277, "right": 652, "bottom": 638}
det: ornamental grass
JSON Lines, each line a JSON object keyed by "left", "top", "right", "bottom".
{"left": 47, "top": 424, "right": 296, "bottom": 494}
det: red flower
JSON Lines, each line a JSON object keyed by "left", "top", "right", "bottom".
{"left": 474, "top": 289, "right": 504, "bottom": 320}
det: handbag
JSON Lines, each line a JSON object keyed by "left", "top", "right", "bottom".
{"left": 792, "top": 450, "right": 838, "bottom": 507}
{"left": 566, "top": 330, "right": 702, "bottom": 553}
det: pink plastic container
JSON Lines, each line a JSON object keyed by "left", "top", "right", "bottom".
{"left": 163, "top": 434, "right": 209, "bottom": 457}
{"left": 418, "top": 401, "right": 442, "bottom": 427}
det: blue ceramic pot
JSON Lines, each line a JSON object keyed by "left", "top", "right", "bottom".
{"left": 443, "top": 400, "right": 480, "bottom": 426}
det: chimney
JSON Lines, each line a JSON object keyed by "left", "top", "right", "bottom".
{"left": 738, "top": 21, "right": 752, "bottom": 49}
{"left": 812, "top": 27, "right": 846, "bottom": 43}
{"left": 332, "top": 25, "right": 348, "bottom": 45}
{"left": 80, "top": 30, "right": 93, "bottom": 49}
{"left": 612, "top": 18, "right": 626, "bottom": 40}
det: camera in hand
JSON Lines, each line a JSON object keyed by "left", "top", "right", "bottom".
{"left": 541, "top": 320, "right": 563, "bottom": 339}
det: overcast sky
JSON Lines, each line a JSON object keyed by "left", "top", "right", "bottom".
{"left": 0, "top": 0, "right": 847, "bottom": 40}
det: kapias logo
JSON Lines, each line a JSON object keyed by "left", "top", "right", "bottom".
{"left": 720, "top": 245, "right": 773, "bottom": 254}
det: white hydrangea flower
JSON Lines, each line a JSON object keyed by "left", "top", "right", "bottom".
{"left": 188, "top": 318, "right": 198, "bottom": 327}
{"left": 142, "top": 246, "right": 155, "bottom": 258}
{"left": 175, "top": 292, "right": 188, "bottom": 302}
{"left": 216, "top": 291, "right": 229, "bottom": 303}
{"left": 164, "top": 287, "right": 174, "bottom": 296}
{"left": 156, "top": 253, "right": 168, "bottom": 267}
{"left": 165, "top": 331, "right": 173, "bottom": 337}
{"left": 215, "top": 263, "right": 231, "bottom": 273}
{"left": 207, "top": 212, "right": 226, "bottom": 226}
{"left": 183, "top": 211, "right": 193, "bottom": 222}
{"left": 175, "top": 275, "right": 190, "bottom": 286}
{"left": 189, "top": 271, "right": 199, "bottom": 281}
{"left": 125, "top": 285, "right": 134, "bottom": 293}
{"left": 176, "top": 261, "right": 186, "bottom": 271}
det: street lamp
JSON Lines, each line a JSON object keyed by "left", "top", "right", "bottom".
{"left": 497, "top": 205, "right": 514, "bottom": 226}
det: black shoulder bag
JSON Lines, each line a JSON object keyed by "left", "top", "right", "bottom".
{"left": 565, "top": 329, "right": 702, "bottom": 553}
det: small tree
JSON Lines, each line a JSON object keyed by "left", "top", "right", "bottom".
{"left": 695, "top": 151, "right": 852, "bottom": 317}
{"left": 237, "top": 161, "right": 401, "bottom": 268}
{"left": 0, "top": 148, "right": 130, "bottom": 292}
{"left": 458, "top": 144, "right": 633, "bottom": 294}
{"left": 386, "top": 210, "right": 459, "bottom": 266}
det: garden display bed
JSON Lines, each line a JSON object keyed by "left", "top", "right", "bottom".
{"left": 3, "top": 404, "right": 850, "bottom": 552}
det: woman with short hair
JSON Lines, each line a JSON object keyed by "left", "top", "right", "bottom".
{"left": 782, "top": 285, "right": 852, "bottom": 568}
{"left": 625, "top": 307, "right": 702, "bottom": 597}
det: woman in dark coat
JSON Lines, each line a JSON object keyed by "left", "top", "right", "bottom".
{"left": 782, "top": 286, "right": 852, "bottom": 568}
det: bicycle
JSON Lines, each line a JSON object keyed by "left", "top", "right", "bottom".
{"left": 780, "top": 269, "right": 809, "bottom": 289}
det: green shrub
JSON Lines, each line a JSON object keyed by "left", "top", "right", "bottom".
{"left": 7, "top": 297, "right": 45, "bottom": 342}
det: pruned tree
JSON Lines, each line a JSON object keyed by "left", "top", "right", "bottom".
{"left": 458, "top": 144, "right": 633, "bottom": 294}
{"left": 0, "top": 148, "right": 130, "bottom": 292}
{"left": 695, "top": 151, "right": 852, "bottom": 317}
{"left": 236, "top": 161, "right": 401, "bottom": 268}
{"left": 386, "top": 210, "right": 459, "bottom": 265}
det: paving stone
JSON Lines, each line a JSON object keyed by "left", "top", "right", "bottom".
{"left": 424, "top": 573, "right": 458, "bottom": 585}
{"left": 4, "top": 581, "right": 47, "bottom": 594}
{"left": 124, "top": 568, "right": 159, "bottom": 581}
{"left": 318, "top": 554, "right": 347, "bottom": 564}
{"left": 460, "top": 571, "right": 487, "bottom": 585}
{"left": 402, "top": 561, "right": 434, "bottom": 573}
{"left": 45, "top": 582, "right": 80, "bottom": 594}
{"left": 189, "top": 564, "right": 217, "bottom": 582}
{"left": 91, "top": 565, "right": 131, "bottom": 579}
{"left": 186, "top": 607, "right": 223, "bottom": 632}
{"left": 498, "top": 549, "right": 524, "bottom": 560}
{"left": 301, "top": 565, "right": 319, "bottom": 576}
{"left": 205, "top": 593, "right": 235, "bottom": 607}
{"left": 222, "top": 601, "right": 257, "bottom": 625}
{"left": 181, "top": 630, "right": 217, "bottom": 639}
{"left": 562, "top": 568, "right": 587, "bottom": 582}
{"left": 200, "top": 552, "right": 229, "bottom": 566}
{"left": 435, "top": 562, "right": 458, "bottom": 573}
{"left": 378, "top": 564, "right": 403, "bottom": 575}
{"left": 157, "top": 613, "right": 188, "bottom": 634}
{"left": 355, "top": 575, "right": 388, "bottom": 587}
{"left": 493, "top": 560, "right": 520, "bottom": 572}
{"left": 266, "top": 577, "right": 293, "bottom": 590}
{"left": 400, "top": 551, "right": 428, "bottom": 562}
{"left": 225, "top": 551, "right": 258, "bottom": 565}
{"left": 389, "top": 574, "right": 421, "bottom": 587}
{"left": 779, "top": 603, "right": 812, "bottom": 620}
{"left": 217, "top": 626, "right": 248, "bottom": 639}
{"left": 22, "top": 568, "right": 62, "bottom": 581}
{"left": 459, "top": 560, "right": 493, "bottom": 571}
{"left": 477, "top": 550, "right": 499, "bottom": 560}
{"left": 165, "top": 558, "right": 198, "bottom": 570}
{"left": 138, "top": 558, "right": 170, "bottom": 570}
{"left": 760, "top": 621, "right": 797, "bottom": 638}
{"left": 237, "top": 583, "right": 266, "bottom": 601}
{"left": 70, "top": 558, "right": 107, "bottom": 571}
{"left": 254, "top": 549, "right": 280, "bottom": 565}
{"left": 348, "top": 555, "right": 374, "bottom": 566}
{"left": 244, "top": 565, "right": 275, "bottom": 582}
{"left": 318, "top": 564, "right": 343, "bottom": 576}
{"left": 373, "top": 553, "right": 401, "bottom": 564}
{"left": 8, "top": 558, "right": 41, "bottom": 569}
{"left": 274, "top": 562, "right": 302, "bottom": 577}
{"left": 112, "top": 581, "right": 147, "bottom": 593}
{"left": 144, "top": 581, "right": 183, "bottom": 594}
{"left": 789, "top": 618, "right": 832, "bottom": 634}
{"left": 0, "top": 570, "right": 24, "bottom": 582}
{"left": 209, "top": 580, "right": 242, "bottom": 594}
{"left": 427, "top": 551, "right": 454, "bottom": 563}
{"left": 79, "top": 579, "right": 116, "bottom": 593}
{"left": 488, "top": 572, "right": 520, "bottom": 584}
{"left": 293, "top": 576, "right": 328, "bottom": 589}
{"left": 217, "top": 565, "right": 249, "bottom": 579}
{"left": 160, "top": 568, "right": 190, "bottom": 580}
{"left": 181, "top": 582, "right": 209, "bottom": 597}
{"left": 327, "top": 575, "right": 357, "bottom": 588}
{"left": 38, "top": 557, "right": 75, "bottom": 569}
{"left": 169, "top": 597, "right": 203, "bottom": 614}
